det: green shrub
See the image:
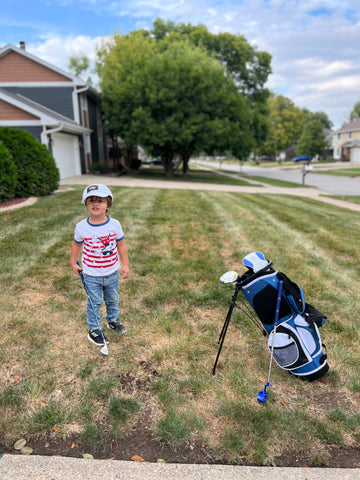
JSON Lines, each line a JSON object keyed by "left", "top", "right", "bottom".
{"left": 0, "top": 140, "right": 17, "bottom": 202}
{"left": 0, "top": 127, "right": 59, "bottom": 197}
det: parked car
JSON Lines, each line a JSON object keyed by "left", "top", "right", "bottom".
{"left": 292, "top": 156, "right": 312, "bottom": 163}
{"left": 147, "top": 158, "right": 162, "bottom": 165}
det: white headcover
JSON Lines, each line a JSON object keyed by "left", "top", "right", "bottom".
{"left": 243, "top": 251, "right": 269, "bottom": 272}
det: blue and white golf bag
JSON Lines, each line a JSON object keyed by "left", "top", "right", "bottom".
{"left": 240, "top": 252, "right": 329, "bottom": 381}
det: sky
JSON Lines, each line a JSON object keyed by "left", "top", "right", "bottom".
{"left": 1, "top": 0, "right": 360, "bottom": 130}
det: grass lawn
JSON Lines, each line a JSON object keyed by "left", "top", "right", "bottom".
{"left": 1, "top": 186, "right": 359, "bottom": 466}
{"left": 245, "top": 176, "right": 306, "bottom": 188}
{"left": 133, "top": 166, "right": 258, "bottom": 186}
{"left": 313, "top": 168, "right": 360, "bottom": 177}
{"left": 328, "top": 195, "right": 360, "bottom": 205}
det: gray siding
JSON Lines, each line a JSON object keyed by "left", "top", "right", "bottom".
{"left": 3, "top": 86, "right": 75, "bottom": 120}
{"left": 16, "top": 126, "right": 42, "bottom": 142}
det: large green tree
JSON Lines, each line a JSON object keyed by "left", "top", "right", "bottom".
{"left": 97, "top": 32, "right": 253, "bottom": 175}
{"left": 151, "top": 19, "right": 272, "bottom": 147}
{"left": 296, "top": 119, "right": 329, "bottom": 157}
{"left": 301, "top": 108, "right": 333, "bottom": 130}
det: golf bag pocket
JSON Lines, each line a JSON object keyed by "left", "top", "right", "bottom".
{"left": 268, "top": 315, "right": 328, "bottom": 381}
{"left": 241, "top": 271, "right": 305, "bottom": 333}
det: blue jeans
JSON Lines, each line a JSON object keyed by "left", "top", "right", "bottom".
{"left": 83, "top": 272, "right": 119, "bottom": 330}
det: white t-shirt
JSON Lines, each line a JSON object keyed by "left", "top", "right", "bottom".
{"left": 74, "top": 216, "right": 125, "bottom": 276}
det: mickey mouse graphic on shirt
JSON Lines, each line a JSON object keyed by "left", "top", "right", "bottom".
{"left": 91, "top": 233, "right": 116, "bottom": 257}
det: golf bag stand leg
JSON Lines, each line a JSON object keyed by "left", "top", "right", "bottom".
{"left": 212, "top": 281, "right": 242, "bottom": 375}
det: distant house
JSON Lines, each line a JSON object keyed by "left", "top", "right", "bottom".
{"left": 333, "top": 118, "right": 360, "bottom": 162}
{"left": 0, "top": 42, "right": 107, "bottom": 179}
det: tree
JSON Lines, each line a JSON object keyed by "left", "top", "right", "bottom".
{"left": 263, "top": 94, "right": 306, "bottom": 158}
{"left": 302, "top": 108, "right": 333, "bottom": 129}
{"left": 151, "top": 19, "right": 271, "bottom": 99}
{"left": 68, "top": 55, "right": 93, "bottom": 84}
{"left": 296, "top": 119, "right": 329, "bottom": 157}
{"left": 151, "top": 19, "right": 272, "bottom": 149}
{"left": 97, "top": 33, "right": 253, "bottom": 176}
{"left": 350, "top": 99, "right": 360, "bottom": 122}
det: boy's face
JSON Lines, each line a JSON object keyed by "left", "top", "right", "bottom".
{"left": 85, "top": 196, "right": 109, "bottom": 216}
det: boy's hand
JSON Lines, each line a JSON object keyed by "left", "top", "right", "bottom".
{"left": 120, "top": 266, "right": 129, "bottom": 279}
{"left": 71, "top": 263, "right": 83, "bottom": 276}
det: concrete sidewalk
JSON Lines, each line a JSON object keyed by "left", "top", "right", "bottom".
{"left": 60, "top": 174, "right": 360, "bottom": 212}
{"left": 2, "top": 173, "right": 359, "bottom": 213}
{"left": 1, "top": 454, "right": 360, "bottom": 480}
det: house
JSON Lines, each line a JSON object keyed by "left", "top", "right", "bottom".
{"left": 333, "top": 118, "right": 360, "bottom": 162}
{"left": 0, "top": 42, "right": 107, "bottom": 179}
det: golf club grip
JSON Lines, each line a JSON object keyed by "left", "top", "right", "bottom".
{"left": 274, "top": 280, "right": 284, "bottom": 325}
{"left": 77, "top": 261, "right": 86, "bottom": 287}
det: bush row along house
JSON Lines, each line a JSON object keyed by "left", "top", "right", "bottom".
{"left": 0, "top": 41, "right": 107, "bottom": 180}
{"left": 332, "top": 118, "right": 360, "bottom": 162}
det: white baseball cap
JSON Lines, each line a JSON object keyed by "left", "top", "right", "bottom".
{"left": 82, "top": 184, "right": 113, "bottom": 204}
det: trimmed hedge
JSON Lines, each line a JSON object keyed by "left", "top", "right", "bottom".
{"left": 0, "top": 127, "right": 60, "bottom": 197}
{"left": 0, "top": 140, "right": 18, "bottom": 202}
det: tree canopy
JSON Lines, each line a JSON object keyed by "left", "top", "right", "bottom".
{"left": 350, "top": 99, "right": 360, "bottom": 122}
{"left": 96, "top": 20, "right": 272, "bottom": 174}
{"left": 262, "top": 94, "right": 306, "bottom": 157}
{"left": 296, "top": 119, "right": 329, "bottom": 157}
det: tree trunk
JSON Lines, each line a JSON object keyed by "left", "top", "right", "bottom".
{"left": 181, "top": 152, "right": 191, "bottom": 174}
{"left": 161, "top": 145, "right": 174, "bottom": 177}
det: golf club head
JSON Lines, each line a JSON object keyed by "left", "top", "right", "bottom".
{"left": 257, "top": 382, "right": 269, "bottom": 403}
{"left": 257, "top": 391, "right": 267, "bottom": 403}
{"left": 100, "top": 344, "right": 109, "bottom": 356}
{"left": 220, "top": 271, "right": 239, "bottom": 284}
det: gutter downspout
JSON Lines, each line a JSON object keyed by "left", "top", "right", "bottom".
{"left": 73, "top": 85, "right": 89, "bottom": 124}
{"left": 41, "top": 123, "right": 64, "bottom": 156}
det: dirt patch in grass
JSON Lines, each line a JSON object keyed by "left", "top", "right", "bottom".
{"left": 1, "top": 361, "right": 359, "bottom": 467}
{"left": 1, "top": 414, "right": 359, "bottom": 467}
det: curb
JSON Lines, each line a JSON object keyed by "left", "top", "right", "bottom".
{"left": 1, "top": 455, "right": 360, "bottom": 480}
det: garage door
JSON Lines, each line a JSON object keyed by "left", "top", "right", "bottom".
{"left": 52, "top": 132, "right": 81, "bottom": 179}
{"left": 351, "top": 147, "right": 360, "bottom": 163}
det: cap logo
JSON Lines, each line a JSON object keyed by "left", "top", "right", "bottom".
{"left": 87, "top": 185, "right": 99, "bottom": 193}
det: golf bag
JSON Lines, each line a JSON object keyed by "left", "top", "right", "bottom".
{"left": 214, "top": 252, "right": 329, "bottom": 381}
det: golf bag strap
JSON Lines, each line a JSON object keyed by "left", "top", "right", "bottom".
{"left": 240, "top": 264, "right": 275, "bottom": 286}
{"left": 304, "top": 303, "right": 327, "bottom": 329}
{"left": 277, "top": 271, "right": 305, "bottom": 313}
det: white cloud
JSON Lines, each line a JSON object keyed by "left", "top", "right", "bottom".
{"left": 29, "top": 36, "right": 101, "bottom": 66}
{"left": 291, "top": 59, "right": 355, "bottom": 77}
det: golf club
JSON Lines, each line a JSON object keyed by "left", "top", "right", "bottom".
{"left": 257, "top": 279, "right": 283, "bottom": 403}
{"left": 77, "top": 262, "right": 109, "bottom": 356}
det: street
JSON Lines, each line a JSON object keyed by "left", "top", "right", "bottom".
{"left": 195, "top": 160, "right": 360, "bottom": 196}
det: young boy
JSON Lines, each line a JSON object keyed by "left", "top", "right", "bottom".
{"left": 70, "top": 184, "right": 129, "bottom": 346}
